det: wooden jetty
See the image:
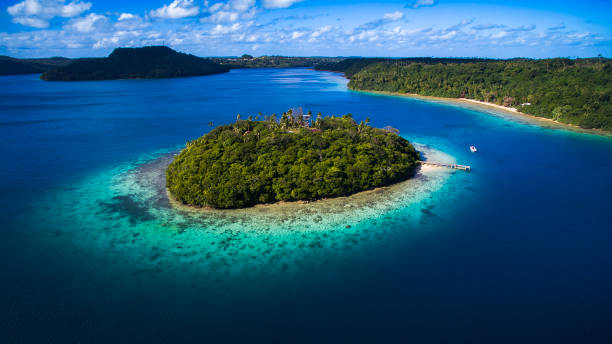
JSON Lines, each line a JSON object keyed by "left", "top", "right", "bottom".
{"left": 419, "top": 161, "right": 471, "bottom": 172}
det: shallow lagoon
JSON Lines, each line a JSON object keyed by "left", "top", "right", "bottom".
{"left": 2, "top": 69, "right": 612, "bottom": 342}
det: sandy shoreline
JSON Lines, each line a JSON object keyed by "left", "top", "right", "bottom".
{"left": 166, "top": 164, "right": 446, "bottom": 216}
{"left": 349, "top": 89, "right": 612, "bottom": 138}
{"left": 160, "top": 144, "right": 456, "bottom": 230}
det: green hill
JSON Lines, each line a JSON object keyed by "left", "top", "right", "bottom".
{"left": 41, "top": 46, "right": 229, "bottom": 81}
{"left": 316, "top": 57, "right": 612, "bottom": 131}
{"left": 166, "top": 112, "right": 420, "bottom": 209}
{"left": 0, "top": 56, "right": 72, "bottom": 76}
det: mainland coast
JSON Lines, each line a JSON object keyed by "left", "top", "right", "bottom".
{"left": 350, "top": 89, "right": 612, "bottom": 138}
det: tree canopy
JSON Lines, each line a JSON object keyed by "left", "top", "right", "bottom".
{"left": 166, "top": 112, "right": 420, "bottom": 209}
{"left": 316, "top": 57, "right": 612, "bottom": 131}
{"left": 41, "top": 46, "right": 229, "bottom": 81}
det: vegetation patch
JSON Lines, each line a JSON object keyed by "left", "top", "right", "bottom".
{"left": 166, "top": 111, "right": 420, "bottom": 209}
{"left": 41, "top": 46, "right": 229, "bottom": 81}
{"left": 317, "top": 58, "right": 612, "bottom": 131}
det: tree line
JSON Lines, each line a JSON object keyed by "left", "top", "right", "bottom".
{"left": 316, "top": 57, "right": 612, "bottom": 130}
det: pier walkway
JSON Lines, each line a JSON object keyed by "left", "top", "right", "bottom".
{"left": 419, "top": 161, "right": 471, "bottom": 172}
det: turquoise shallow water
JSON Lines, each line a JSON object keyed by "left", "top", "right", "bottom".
{"left": 2, "top": 69, "right": 612, "bottom": 342}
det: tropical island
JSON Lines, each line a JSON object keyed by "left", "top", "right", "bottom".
{"left": 166, "top": 110, "right": 420, "bottom": 209}
{"left": 316, "top": 57, "right": 612, "bottom": 131}
{"left": 41, "top": 46, "right": 229, "bottom": 81}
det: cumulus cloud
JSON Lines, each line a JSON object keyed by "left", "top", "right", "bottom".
{"left": 210, "top": 22, "right": 242, "bottom": 35}
{"left": 201, "top": 0, "right": 256, "bottom": 23}
{"left": 12, "top": 16, "right": 49, "bottom": 28}
{"left": 356, "top": 11, "right": 405, "bottom": 32}
{"left": 229, "top": 0, "right": 255, "bottom": 12}
{"left": 7, "top": 0, "right": 92, "bottom": 28}
{"left": 117, "top": 13, "right": 135, "bottom": 21}
{"left": 406, "top": 0, "right": 435, "bottom": 9}
{"left": 67, "top": 12, "right": 106, "bottom": 32}
{"left": 309, "top": 25, "right": 331, "bottom": 40}
{"left": 149, "top": 0, "right": 199, "bottom": 19}
{"left": 290, "top": 31, "right": 306, "bottom": 39}
{"left": 261, "top": 0, "right": 303, "bottom": 9}
{"left": 114, "top": 13, "right": 149, "bottom": 30}
{"left": 383, "top": 11, "right": 404, "bottom": 21}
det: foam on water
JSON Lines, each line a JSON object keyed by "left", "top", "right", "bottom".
{"left": 30, "top": 143, "right": 461, "bottom": 279}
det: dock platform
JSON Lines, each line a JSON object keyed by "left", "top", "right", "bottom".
{"left": 419, "top": 161, "right": 471, "bottom": 172}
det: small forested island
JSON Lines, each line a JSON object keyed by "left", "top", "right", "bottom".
{"left": 166, "top": 110, "right": 420, "bottom": 209}
{"left": 41, "top": 46, "right": 229, "bottom": 81}
{"left": 316, "top": 57, "right": 612, "bottom": 131}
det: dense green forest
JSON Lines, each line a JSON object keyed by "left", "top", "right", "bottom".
{"left": 0, "top": 56, "right": 71, "bottom": 76}
{"left": 41, "top": 46, "right": 229, "bottom": 81}
{"left": 315, "top": 57, "right": 494, "bottom": 77}
{"left": 209, "top": 55, "right": 342, "bottom": 69}
{"left": 166, "top": 111, "right": 419, "bottom": 209}
{"left": 316, "top": 58, "right": 612, "bottom": 130}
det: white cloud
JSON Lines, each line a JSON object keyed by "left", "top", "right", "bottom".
{"left": 383, "top": 11, "right": 404, "bottom": 21}
{"left": 114, "top": 13, "right": 149, "bottom": 30}
{"left": 201, "top": 0, "right": 257, "bottom": 23}
{"left": 431, "top": 30, "right": 457, "bottom": 40}
{"left": 7, "top": 0, "right": 92, "bottom": 28}
{"left": 67, "top": 13, "right": 106, "bottom": 32}
{"left": 208, "top": 3, "right": 224, "bottom": 12}
{"left": 210, "top": 23, "right": 242, "bottom": 35}
{"left": 149, "top": 0, "right": 199, "bottom": 19}
{"left": 408, "top": 0, "right": 434, "bottom": 9}
{"left": 12, "top": 16, "right": 49, "bottom": 28}
{"left": 207, "top": 11, "right": 239, "bottom": 22}
{"left": 60, "top": 0, "right": 90, "bottom": 17}
{"left": 229, "top": 0, "right": 255, "bottom": 12}
{"left": 308, "top": 25, "right": 332, "bottom": 43}
{"left": 355, "top": 11, "right": 405, "bottom": 33}
{"left": 310, "top": 25, "right": 331, "bottom": 39}
{"left": 261, "top": 0, "right": 302, "bottom": 9}
{"left": 118, "top": 13, "right": 135, "bottom": 21}
{"left": 290, "top": 31, "right": 305, "bottom": 39}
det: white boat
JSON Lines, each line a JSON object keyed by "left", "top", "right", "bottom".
{"left": 470, "top": 145, "right": 477, "bottom": 153}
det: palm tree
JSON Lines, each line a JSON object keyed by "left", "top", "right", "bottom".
{"left": 315, "top": 112, "right": 323, "bottom": 129}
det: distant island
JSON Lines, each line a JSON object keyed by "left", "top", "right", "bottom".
{"left": 209, "top": 55, "right": 342, "bottom": 69}
{"left": 166, "top": 110, "right": 420, "bottom": 209}
{"left": 41, "top": 46, "right": 229, "bottom": 81}
{"left": 0, "top": 56, "right": 72, "bottom": 76}
{"left": 316, "top": 57, "right": 612, "bottom": 131}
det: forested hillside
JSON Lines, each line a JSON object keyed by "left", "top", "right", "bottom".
{"left": 317, "top": 58, "right": 612, "bottom": 130}
{"left": 41, "top": 46, "right": 229, "bottom": 81}
{"left": 0, "top": 56, "right": 71, "bottom": 76}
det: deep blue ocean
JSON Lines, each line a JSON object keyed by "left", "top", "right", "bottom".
{"left": 1, "top": 68, "right": 612, "bottom": 343}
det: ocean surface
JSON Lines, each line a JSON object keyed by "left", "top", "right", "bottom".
{"left": 1, "top": 68, "right": 612, "bottom": 343}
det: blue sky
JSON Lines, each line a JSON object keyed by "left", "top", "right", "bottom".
{"left": 0, "top": 0, "right": 610, "bottom": 58}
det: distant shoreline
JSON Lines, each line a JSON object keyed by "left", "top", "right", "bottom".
{"left": 348, "top": 89, "right": 612, "bottom": 138}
